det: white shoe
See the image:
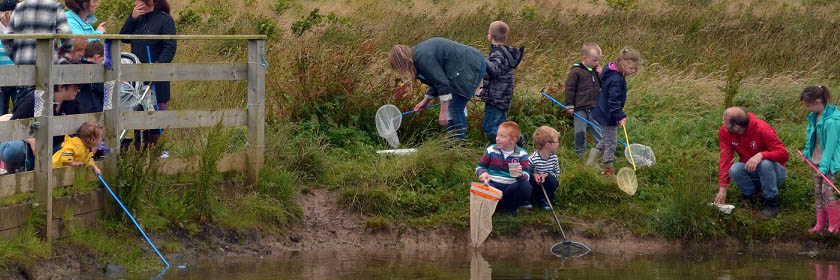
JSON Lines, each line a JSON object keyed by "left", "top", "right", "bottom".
{"left": 160, "top": 151, "right": 170, "bottom": 158}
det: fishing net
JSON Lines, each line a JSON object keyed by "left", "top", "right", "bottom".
{"left": 624, "top": 144, "right": 655, "bottom": 167}
{"left": 375, "top": 105, "right": 402, "bottom": 148}
{"left": 617, "top": 167, "right": 638, "bottom": 195}
{"left": 551, "top": 240, "right": 592, "bottom": 258}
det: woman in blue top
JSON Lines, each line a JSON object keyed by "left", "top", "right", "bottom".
{"left": 65, "top": 0, "right": 106, "bottom": 40}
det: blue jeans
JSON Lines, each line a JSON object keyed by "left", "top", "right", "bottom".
{"left": 729, "top": 160, "right": 786, "bottom": 199}
{"left": 529, "top": 173, "right": 558, "bottom": 206}
{"left": 446, "top": 59, "right": 486, "bottom": 141}
{"left": 482, "top": 105, "right": 507, "bottom": 139}
{"left": 0, "top": 140, "right": 34, "bottom": 173}
{"left": 489, "top": 179, "right": 532, "bottom": 211}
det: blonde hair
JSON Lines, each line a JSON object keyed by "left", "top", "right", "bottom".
{"left": 489, "top": 21, "right": 509, "bottom": 43}
{"left": 388, "top": 45, "right": 416, "bottom": 78}
{"left": 616, "top": 46, "right": 641, "bottom": 73}
{"left": 72, "top": 38, "right": 88, "bottom": 53}
{"left": 77, "top": 121, "right": 105, "bottom": 150}
{"left": 581, "top": 42, "right": 602, "bottom": 56}
{"left": 532, "top": 126, "right": 558, "bottom": 150}
{"left": 498, "top": 121, "right": 521, "bottom": 140}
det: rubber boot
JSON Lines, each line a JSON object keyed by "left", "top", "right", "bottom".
{"left": 586, "top": 148, "right": 602, "bottom": 168}
{"left": 826, "top": 201, "right": 840, "bottom": 233}
{"left": 809, "top": 208, "right": 828, "bottom": 233}
{"left": 741, "top": 194, "right": 759, "bottom": 209}
{"left": 758, "top": 196, "right": 779, "bottom": 219}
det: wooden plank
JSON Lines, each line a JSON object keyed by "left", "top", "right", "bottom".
{"left": 51, "top": 113, "right": 104, "bottom": 136}
{"left": 247, "top": 40, "right": 266, "bottom": 186}
{"left": 121, "top": 63, "right": 248, "bottom": 82}
{"left": 0, "top": 65, "right": 36, "bottom": 87}
{"left": 156, "top": 153, "right": 247, "bottom": 175}
{"left": 0, "top": 118, "right": 35, "bottom": 142}
{"left": 120, "top": 109, "right": 247, "bottom": 130}
{"left": 34, "top": 38, "right": 56, "bottom": 240}
{"left": 102, "top": 39, "right": 122, "bottom": 219}
{"left": 0, "top": 34, "right": 267, "bottom": 40}
{"left": 0, "top": 167, "right": 95, "bottom": 199}
{"left": 0, "top": 203, "right": 31, "bottom": 231}
{"left": 52, "top": 64, "right": 105, "bottom": 84}
{"left": 52, "top": 190, "right": 103, "bottom": 219}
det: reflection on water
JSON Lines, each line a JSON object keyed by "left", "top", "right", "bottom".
{"left": 116, "top": 249, "right": 838, "bottom": 279}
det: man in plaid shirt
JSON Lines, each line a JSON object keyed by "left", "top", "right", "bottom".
{"left": 1, "top": 0, "right": 74, "bottom": 65}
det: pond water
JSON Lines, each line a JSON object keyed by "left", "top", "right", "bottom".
{"left": 118, "top": 249, "right": 838, "bottom": 279}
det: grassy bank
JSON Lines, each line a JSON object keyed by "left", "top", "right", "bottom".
{"left": 4, "top": 0, "right": 840, "bottom": 274}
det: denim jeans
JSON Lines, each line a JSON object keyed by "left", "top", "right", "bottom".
{"left": 729, "top": 160, "right": 787, "bottom": 199}
{"left": 446, "top": 59, "right": 486, "bottom": 141}
{"left": 0, "top": 140, "right": 34, "bottom": 173}
{"left": 482, "top": 105, "right": 507, "bottom": 139}
{"left": 573, "top": 108, "right": 602, "bottom": 157}
{"left": 489, "top": 179, "right": 533, "bottom": 211}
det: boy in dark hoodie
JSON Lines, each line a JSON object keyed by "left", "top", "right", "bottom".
{"left": 480, "top": 21, "right": 524, "bottom": 142}
{"left": 565, "top": 43, "right": 603, "bottom": 158}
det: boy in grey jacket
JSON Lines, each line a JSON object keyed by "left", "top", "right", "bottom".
{"left": 480, "top": 21, "right": 524, "bottom": 141}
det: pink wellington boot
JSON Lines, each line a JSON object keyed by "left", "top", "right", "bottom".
{"left": 826, "top": 201, "right": 840, "bottom": 234}
{"left": 810, "top": 209, "right": 828, "bottom": 233}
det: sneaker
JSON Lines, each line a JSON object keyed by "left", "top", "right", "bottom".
{"left": 160, "top": 151, "right": 170, "bottom": 158}
{"left": 540, "top": 204, "right": 551, "bottom": 211}
{"left": 602, "top": 167, "right": 614, "bottom": 175}
{"left": 520, "top": 203, "right": 533, "bottom": 210}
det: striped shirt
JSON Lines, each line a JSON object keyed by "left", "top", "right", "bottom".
{"left": 476, "top": 144, "right": 531, "bottom": 184}
{"left": 529, "top": 151, "right": 560, "bottom": 178}
{"left": 0, "top": 0, "right": 74, "bottom": 65}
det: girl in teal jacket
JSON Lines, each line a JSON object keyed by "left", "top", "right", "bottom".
{"left": 801, "top": 85, "right": 840, "bottom": 234}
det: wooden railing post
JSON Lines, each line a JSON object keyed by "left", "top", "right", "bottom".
{"left": 102, "top": 39, "right": 121, "bottom": 218}
{"left": 246, "top": 40, "right": 266, "bottom": 186}
{"left": 33, "top": 38, "right": 55, "bottom": 240}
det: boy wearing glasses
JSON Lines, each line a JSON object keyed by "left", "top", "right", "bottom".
{"left": 528, "top": 126, "right": 561, "bottom": 210}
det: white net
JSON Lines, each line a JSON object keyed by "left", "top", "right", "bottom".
{"left": 376, "top": 105, "right": 403, "bottom": 149}
{"left": 624, "top": 144, "right": 655, "bottom": 167}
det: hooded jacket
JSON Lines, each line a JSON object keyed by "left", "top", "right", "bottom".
{"left": 592, "top": 63, "right": 626, "bottom": 126}
{"left": 718, "top": 112, "right": 789, "bottom": 187}
{"left": 480, "top": 44, "right": 524, "bottom": 111}
{"left": 413, "top": 37, "right": 485, "bottom": 101}
{"left": 564, "top": 63, "right": 601, "bottom": 111}
{"left": 803, "top": 104, "right": 840, "bottom": 175}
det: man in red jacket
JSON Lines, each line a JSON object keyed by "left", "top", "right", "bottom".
{"left": 714, "top": 107, "right": 788, "bottom": 219}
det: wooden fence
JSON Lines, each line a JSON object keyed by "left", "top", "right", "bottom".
{"left": 0, "top": 34, "right": 266, "bottom": 240}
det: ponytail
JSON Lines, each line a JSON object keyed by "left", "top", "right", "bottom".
{"left": 801, "top": 85, "right": 831, "bottom": 105}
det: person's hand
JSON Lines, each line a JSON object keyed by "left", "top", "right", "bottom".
{"left": 413, "top": 98, "right": 431, "bottom": 112}
{"left": 714, "top": 187, "right": 727, "bottom": 204}
{"left": 479, "top": 172, "right": 490, "bottom": 184}
{"left": 70, "top": 161, "right": 84, "bottom": 167}
{"left": 618, "top": 117, "right": 627, "bottom": 126}
{"left": 566, "top": 109, "right": 574, "bottom": 116}
{"left": 745, "top": 153, "right": 763, "bottom": 172}
{"left": 92, "top": 164, "right": 101, "bottom": 175}
{"left": 96, "top": 22, "right": 107, "bottom": 33}
{"left": 537, "top": 173, "right": 546, "bottom": 183}
{"left": 132, "top": 2, "right": 151, "bottom": 19}
{"left": 438, "top": 101, "right": 449, "bottom": 126}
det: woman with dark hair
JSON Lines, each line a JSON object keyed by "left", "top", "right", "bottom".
{"left": 65, "top": 0, "right": 106, "bottom": 40}
{"left": 119, "top": 0, "right": 175, "bottom": 151}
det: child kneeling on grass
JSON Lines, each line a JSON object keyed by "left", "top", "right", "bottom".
{"left": 52, "top": 121, "right": 104, "bottom": 175}
{"left": 476, "top": 121, "right": 532, "bottom": 216}
{"left": 529, "top": 126, "right": 560, "bottom": 211}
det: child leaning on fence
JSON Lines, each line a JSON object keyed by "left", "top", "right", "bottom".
{"left": 476, "top": 121, "right": 532, "bottom": 216}
{"left": 52, "top": 121, "right": 104, "bottom": 175}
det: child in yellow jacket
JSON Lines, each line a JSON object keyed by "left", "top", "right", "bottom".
{"left": 52, "top": 121, "right": 104, "bottom": 175}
